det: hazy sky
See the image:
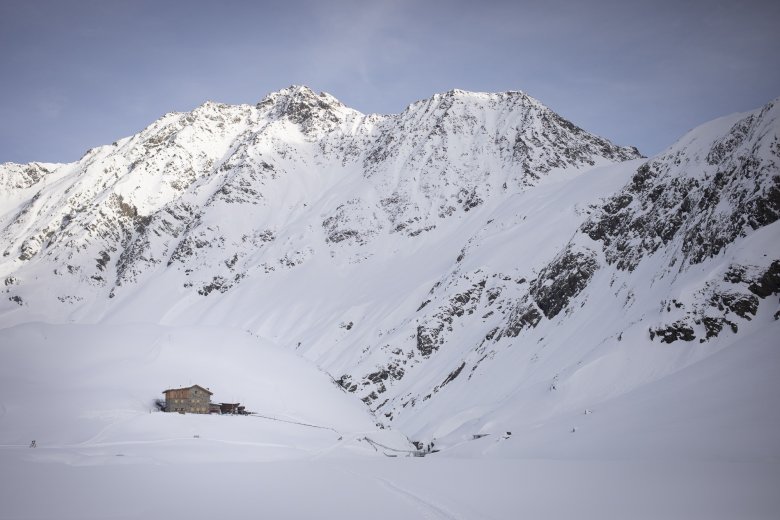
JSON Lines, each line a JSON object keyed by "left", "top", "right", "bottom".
{"left": 1, "top": 0, "right": 778, "bottom": 163}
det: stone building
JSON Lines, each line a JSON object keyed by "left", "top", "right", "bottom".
{"left": 163, "top": 385, "right": 213, "bottom": 414}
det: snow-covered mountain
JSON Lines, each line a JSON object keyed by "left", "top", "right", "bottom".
{"left": 0, "top": 86, "right": 637, "bottom": 311}
{"left": 2, "top": 85, "right": 779, "bottom": 519}
{"left": 0, "top": 86, "right": 777, "bottom": 453}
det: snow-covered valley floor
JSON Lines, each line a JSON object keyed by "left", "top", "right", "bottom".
{"left": 1, "top": 320, "right": 778, "bottom": 519}
{"left": 3, "top": 449, "right": 777, "bottom": 520}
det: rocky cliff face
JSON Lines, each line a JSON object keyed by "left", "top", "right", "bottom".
{"left": 1, "top": 86, "right": 777, "bottom": 443}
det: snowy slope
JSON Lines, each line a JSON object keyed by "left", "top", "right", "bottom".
{"left": 0, "top": 322, "right": 409, "bottom": 453}
{"left": 360, "top": 98, "right": 780, "bottom": 443}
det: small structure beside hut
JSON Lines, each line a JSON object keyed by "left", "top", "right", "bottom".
{"left": 161, "top": 385, "right": 249, "bottom": 415}
{"left": 219, "top": 402, "right": 246, "bottom": 415}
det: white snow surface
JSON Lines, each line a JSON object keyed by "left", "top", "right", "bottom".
{"left": 0, "top": 87, "right": 778, "bottom": 519}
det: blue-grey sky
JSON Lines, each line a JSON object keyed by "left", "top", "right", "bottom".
{"left": 1, "top": 0, "right": 778, "bottom": 163}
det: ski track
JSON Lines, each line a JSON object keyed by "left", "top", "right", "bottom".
{"left": 336, "top": 464, "right": 466, "bottom": 520}
{"left": 374, "top": 476, "right": 465, "bottom": 520}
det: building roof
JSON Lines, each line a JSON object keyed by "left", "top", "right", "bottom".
{"left": 163, "top": 384, "right": 213, "bottom": 395}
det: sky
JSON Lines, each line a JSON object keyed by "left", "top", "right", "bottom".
{"left": 1, "top": 0, "right": 778, "bottom": 164}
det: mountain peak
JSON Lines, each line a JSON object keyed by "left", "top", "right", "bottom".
{"left": 258, "top": 85, "right": 344, "bottom": 110}
{"left": 255, "top": 85, "right": 351, "bottom": 129}
{"left": 406, "top": 88, "right": 543, "bottom": 116}
{"left": 270, "top": 84, "right": 317, "bottom": 99}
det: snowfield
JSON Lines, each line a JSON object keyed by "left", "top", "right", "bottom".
{"left": 0, "top": 87, "right": 778, "bottom": 519}
{"left": 1, "top": 319, "right": 777, "bottom": 519}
